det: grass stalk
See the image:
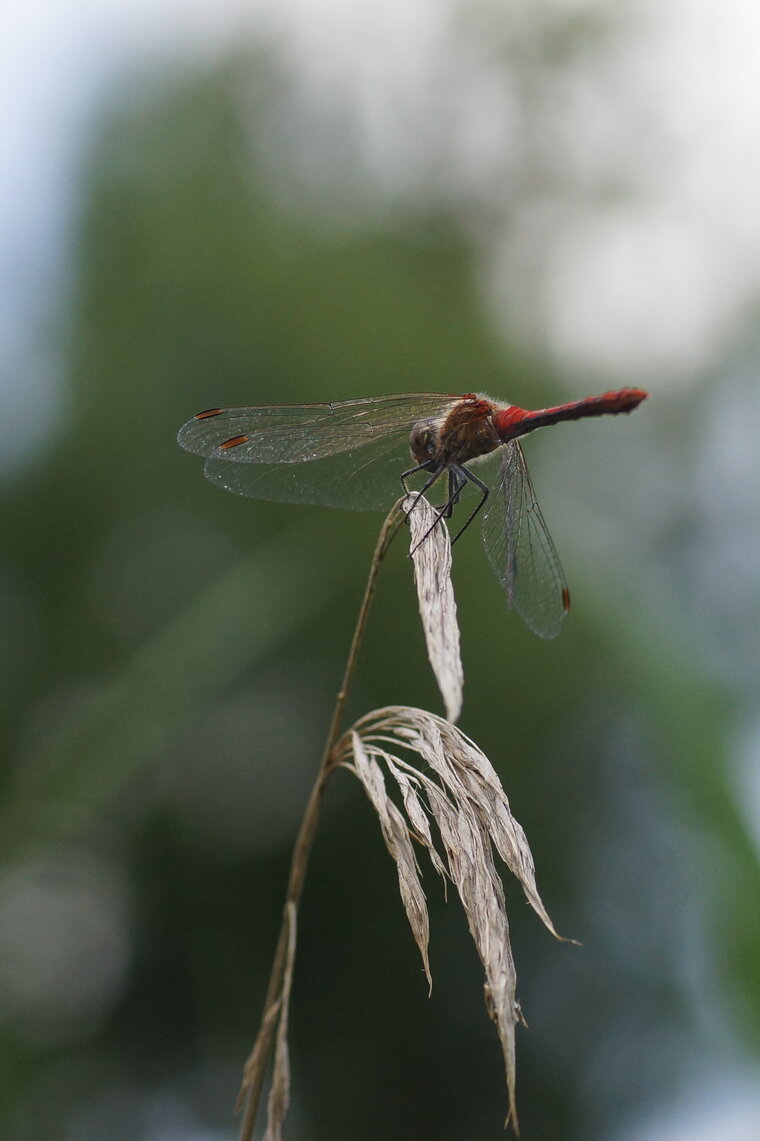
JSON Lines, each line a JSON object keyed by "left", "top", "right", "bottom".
{"left": 237, "top": 502, "right": 405, "bottom": 1141}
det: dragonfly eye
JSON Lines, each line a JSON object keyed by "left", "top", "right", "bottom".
{"left": 409, "top": 420, "right": 440, "bottom": 462}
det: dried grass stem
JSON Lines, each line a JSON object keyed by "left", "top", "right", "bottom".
{"left": 237, "top": 502, "right": 405, "bottom": 1141}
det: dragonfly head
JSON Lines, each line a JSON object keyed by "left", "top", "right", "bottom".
{"left": 409, "top": 418, "right": 444, "bottom": 467}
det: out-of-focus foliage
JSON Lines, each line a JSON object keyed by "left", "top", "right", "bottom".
{"left": 1, "top": 42, "right": 758, "bottom": 1141}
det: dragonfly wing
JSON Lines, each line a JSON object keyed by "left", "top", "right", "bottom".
{"left": 480, "top": 441, "right": 569, "bottom": 639}
{"left": 178, "top": 393, "right": 458, "bottom": 510}
{"left": 203, "top": 431, "right": 415, "bottom": 511}
{"left": 178, "top": 393, "right": 457, "bottom": 463}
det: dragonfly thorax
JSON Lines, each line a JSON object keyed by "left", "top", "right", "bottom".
{"left": 410, "top": 399, "right": 502, "bottom": 469}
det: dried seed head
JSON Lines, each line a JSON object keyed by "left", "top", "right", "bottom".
{"left": 350, "top": 732, "right": 433, "bottom": 989}
{"left": 340, "top": 706, "right": 564, "bottom": 1131}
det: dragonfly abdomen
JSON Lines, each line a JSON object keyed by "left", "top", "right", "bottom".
{"left": 493, "top": 387, "right": 648, "bottom": 441}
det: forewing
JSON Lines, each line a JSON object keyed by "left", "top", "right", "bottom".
{"left": 177, "top": 393, "right": 457, "bottom": 463}
{"left": 178, "top": 393, "right": 457, "bottom": 511}
{"left": 481, "top": 442, "right": 569, "bottom": 639}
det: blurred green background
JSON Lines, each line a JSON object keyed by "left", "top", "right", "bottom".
{"left": 2, "top": 4, "right": 759, "bottom": 1140}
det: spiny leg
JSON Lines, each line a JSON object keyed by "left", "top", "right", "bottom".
{"left": 448, "top": 464, "right": 489, "bottom": 545}
{"left": 439, "top": 468, "right": 464, "bottom": 518}
{"left": 400, "top": 461, "right": 446, "bottom": 519}
{"left": 409, "top": 467, "right": 469, "bottom": 555}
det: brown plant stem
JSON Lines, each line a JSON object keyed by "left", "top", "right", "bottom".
{"left": 237, "top": 502, "right": 406, "bottom": 1141}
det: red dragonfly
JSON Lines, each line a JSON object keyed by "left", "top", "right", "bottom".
{"left": 178, "top": 388, "right": 647, "bottom": 638}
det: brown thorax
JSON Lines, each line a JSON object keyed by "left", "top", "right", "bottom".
{"left": 409, "top": 397, "right": 501, "bottom": 468}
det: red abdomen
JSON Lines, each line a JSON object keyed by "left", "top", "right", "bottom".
{"left": 493, "top": 387, "right": 648, "bottom": 442}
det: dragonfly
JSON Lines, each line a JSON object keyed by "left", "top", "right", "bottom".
{"left": 178, "top": 387, "right": 648, "bottom": 639}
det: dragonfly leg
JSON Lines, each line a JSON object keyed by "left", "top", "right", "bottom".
{"left": 438, "top": 469, "right": 464, "bottom": 518}
{"left": 400, "top": 462, "right": 445, "bottom": 518}
{"left": 448, "top": 465, "right": 489, "bottom": 545}
{"left": 400, "top": 460, "right": 430, "bottom": 492}
{"left": 408, "top": 467, "right": 469, "bottom": 554}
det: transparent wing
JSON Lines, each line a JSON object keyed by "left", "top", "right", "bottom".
{"left": 203, "top": 430, "right": 421, "bottom": 511}
{"left": 480, "top": 442, "right": 569, "bottom": 639}
{"left": 177, "top": 392, "right": 458, "bottom": 511}
{"left": 177, "top": 393, "right": 457, "bottom": 463}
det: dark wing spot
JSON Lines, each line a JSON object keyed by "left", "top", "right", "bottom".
{"left": 219, "top": 434, "right": 249, "bottom": 450}
{"left": 562, "top": 586, "right": 571, "bottom": 612}
{"left": 195, "top": 408, "right": 223, "bottom": 419}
